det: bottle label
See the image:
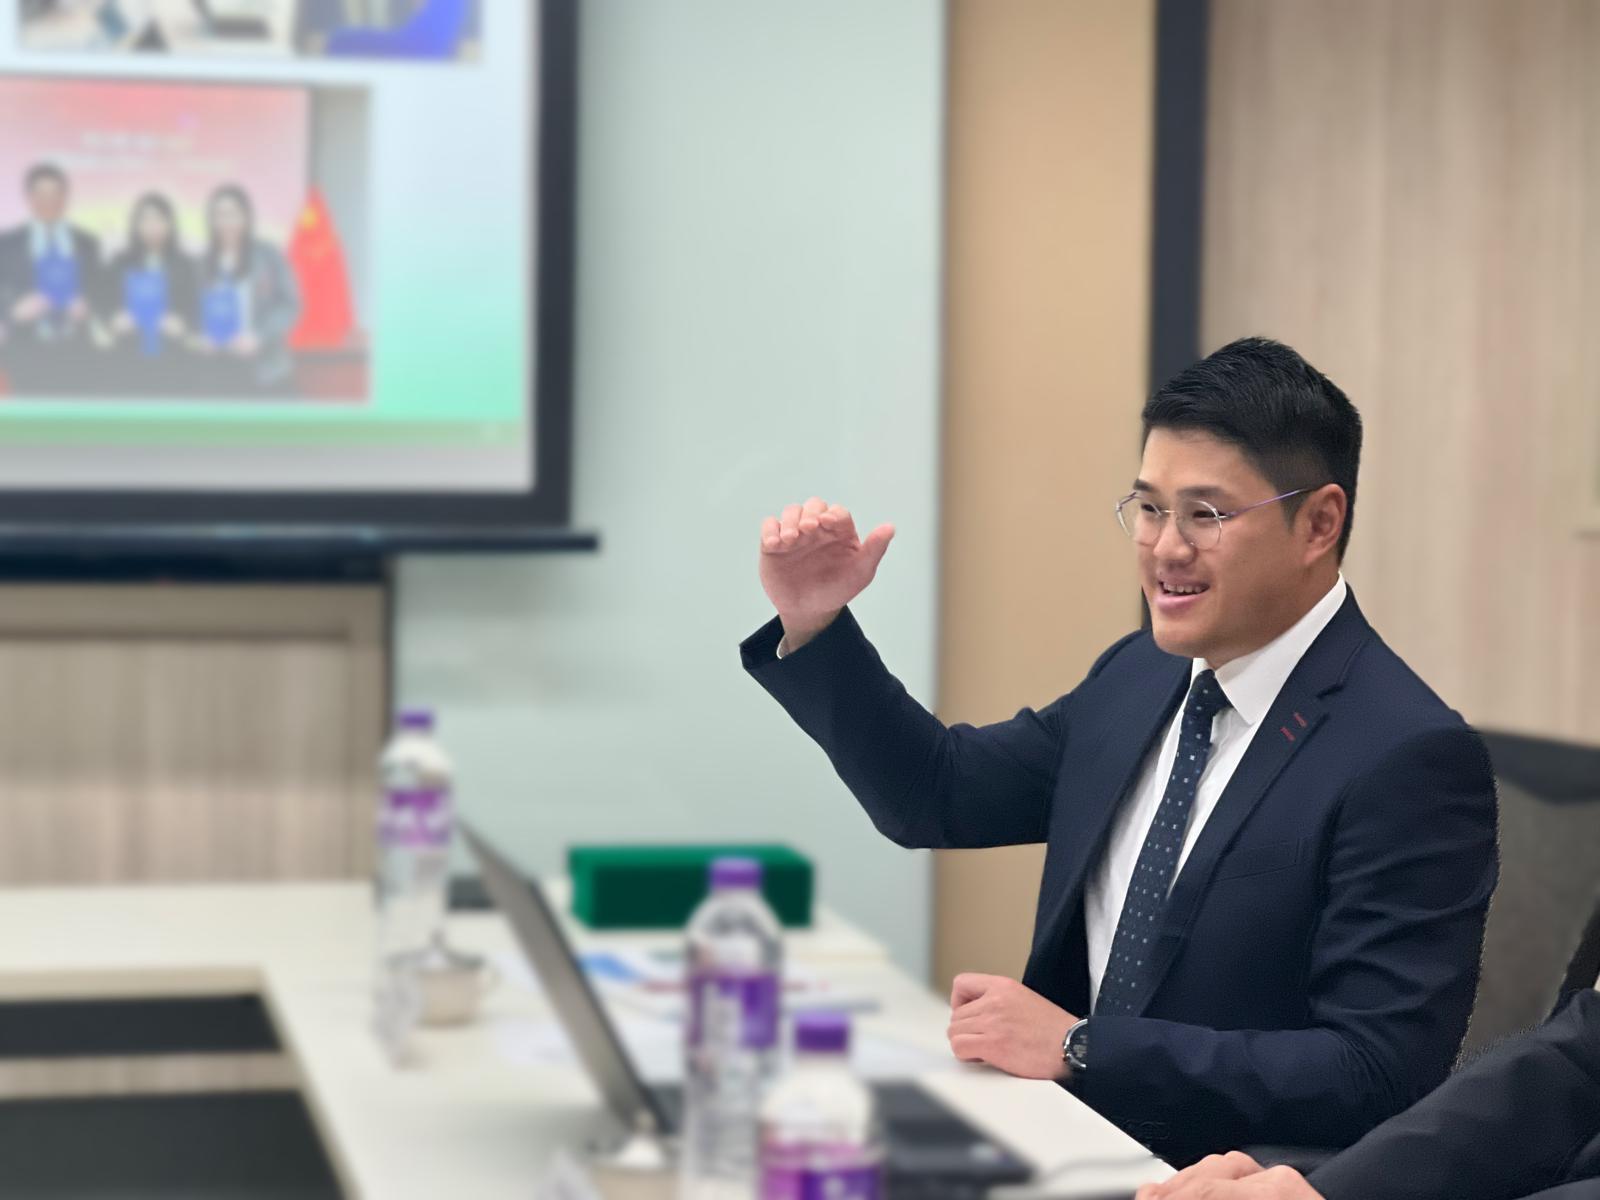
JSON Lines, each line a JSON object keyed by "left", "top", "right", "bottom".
{"left": 760, "top": 1161, "right": 882, "bottom": 1200}
{"left": 687, "top": 968, "right": 779, "bottom": 1051}
{"left": 381, "top": 788, "right": 451, "bottom": 848}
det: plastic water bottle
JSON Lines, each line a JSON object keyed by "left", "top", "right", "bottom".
{"left": 373, "top": 708, "right": 454, "bottom": 1064}
{"left": 681, "top": 857, "right": 784, "bottom": 1199}
{"left": 759, "top": 1012, "right": 884, "bottom": 1200}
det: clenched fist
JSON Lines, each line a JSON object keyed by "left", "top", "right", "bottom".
{"left": 758, "top": 497, "right": 895, "bottom": 652}
{"left": 947, "top": 973, "right": 1077, "bottom": 1081}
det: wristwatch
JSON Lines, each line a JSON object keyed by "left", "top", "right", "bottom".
{"left": 1062, "top": 1017, "right": 1090, "bottom": 1074}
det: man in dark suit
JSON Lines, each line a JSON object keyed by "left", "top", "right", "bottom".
{"left": 1137, "top": 985, "right": 1600, "bottom": 1199}
{"left": 0, "top": 162, "right": 106, "bottom": 394}
{"left": 741, "top": 338, "right": 1499, "bottom": 1163}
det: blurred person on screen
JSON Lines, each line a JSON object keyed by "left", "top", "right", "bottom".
{"left": 107, "top": 192, "right": 199, "bottom": 394}
{"left": 188, "top": 184, "right": 300, "bottom": 393}
{"left": 0, "top": 162, "right": 107, "bottom": 393}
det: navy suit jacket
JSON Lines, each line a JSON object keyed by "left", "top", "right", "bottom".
{"left": 0, "top": 224, "right": 107, "bottom": 323}
{"left": 1310, "top": 988, "right": 1600, "bottom": 1199}
{"left": 741, "top": 591, "right": 1499, "bottom": 1162}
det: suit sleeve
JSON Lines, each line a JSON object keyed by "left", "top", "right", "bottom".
{"left": 1307, "top": 990, "right": 1600, "bottom": 1200}
{"left": 1080, "top": 725, "right": 1500, "bottom": 1156}
{"left": 740, "top": 608, "right": 1131, "bottom": 850}
{"left": 1517, "top": 1185, "right": 1600, "bottom": 1200}
{"left": 0, "top": 232, "right": 26, "bottom": 321}
{"left": 255, "top": 244, "right": 302, "bottom": 345}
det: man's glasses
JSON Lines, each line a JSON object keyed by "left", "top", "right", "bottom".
{"left": 1114, "top": 488, "right": 1315, "bottom": 551}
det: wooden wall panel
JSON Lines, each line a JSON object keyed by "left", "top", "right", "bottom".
{"left": 1204, "top": 0, "right": 1600, "bottom": 744}
{"left": 0, "top": 586, "right": 386, "bottom": 884}
{"left": 935, "top": 0, "right": 1156, "bottom": 989}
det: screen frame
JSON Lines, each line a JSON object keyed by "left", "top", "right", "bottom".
{"left": 0, "top": 0, "right": 581, "bottom": 542}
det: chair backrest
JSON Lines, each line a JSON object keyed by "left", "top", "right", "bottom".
{"left": 1459, "top": 734, "right": 1600, "bottom": 1056}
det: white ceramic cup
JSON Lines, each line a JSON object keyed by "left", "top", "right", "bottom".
{"left": 416, "top": 940, "right": 500, "bottom": 1027}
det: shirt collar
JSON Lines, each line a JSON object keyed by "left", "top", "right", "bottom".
{"left": 30, "top": 222, "right": 67, "bottom": 255}
{"left": 1191, "top": 574, "right": 1348, "bottom": 728}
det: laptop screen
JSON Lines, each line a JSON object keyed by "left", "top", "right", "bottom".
{"left": 460, "top": 822, "right": 675, "bottom": 1137}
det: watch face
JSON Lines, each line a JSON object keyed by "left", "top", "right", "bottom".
{"left": 1068, "top": 1023, "right": 1089, "bottom": 1069}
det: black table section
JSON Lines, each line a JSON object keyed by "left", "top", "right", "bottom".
{"left": 0, "top": 994, "right": 278, "bottom": 1059}
{"left": 0, "top": 993, "right": 343, "bottom": 1198}
{"left": 0, "top": 1091, "right": 344, "bottom": 1199}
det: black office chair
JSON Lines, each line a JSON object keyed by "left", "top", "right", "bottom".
{"left": 1460, "top": 733, "right": 1600, "bottom": 1055}
{"left": 1247, "top": 734, "right": 1600, "bottom": 1177}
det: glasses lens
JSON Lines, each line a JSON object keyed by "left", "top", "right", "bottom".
{"left": 1117, "top": 496, "right": 1224, "bottom": 549}
{"left": 1117, "top": 495, "right": 1160, "bottom": 544}
{"left": 1176, "top": 500, "right": 1224, "bottom": 550}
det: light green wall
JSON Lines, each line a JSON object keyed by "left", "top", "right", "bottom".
{"left": 396, "top": 1, "right": 946, "bottom": 979}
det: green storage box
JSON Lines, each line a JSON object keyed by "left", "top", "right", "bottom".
{"left": 567, "top": 844, "right": 814, "bottom": 930}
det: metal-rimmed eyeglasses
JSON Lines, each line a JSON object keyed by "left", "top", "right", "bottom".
{"left": 1114, "top": 488, "right": 1315, "bottom": 551}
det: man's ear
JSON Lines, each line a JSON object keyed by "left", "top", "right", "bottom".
{"left": 1301, "top": 484, "right": 1346, "bottom": 563}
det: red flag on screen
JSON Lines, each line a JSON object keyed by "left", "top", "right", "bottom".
{"left": 287, "top": 188, "right": 356, "bottom": 350}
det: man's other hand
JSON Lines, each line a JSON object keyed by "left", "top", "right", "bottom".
{"left": 758, "top": 497, "right": 894, "bottom": 653}
{"left": 10, "top": 292, "right": 47, "bottom": 324}
{"left": 947, "top": 973, "right": 1076, "bottom": 1080}
{"left": 1135, "top": 1153, "right": 1324, "bottom": 1200}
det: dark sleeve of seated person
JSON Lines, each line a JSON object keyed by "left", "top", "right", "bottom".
{"left": 1310, "top": 987, "right": 1600, "bottom": 1200}
{"left": 1140, "top": 990, "right": 1600, "bottom": 1200}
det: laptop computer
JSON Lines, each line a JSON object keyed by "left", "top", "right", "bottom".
{"left": 461, "top": 823, "right": 1034, "bottom": 1198}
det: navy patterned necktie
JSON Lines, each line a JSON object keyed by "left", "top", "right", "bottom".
{"left": 1094, "top": 669, "right": 1232, "bottom": 1017}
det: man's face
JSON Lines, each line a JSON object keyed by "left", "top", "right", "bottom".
{"left": 27, "top": 178, "right": 66, "bottom": 225}
{"left": 1134, "top": 428, "right": 1312, "bottom": 666}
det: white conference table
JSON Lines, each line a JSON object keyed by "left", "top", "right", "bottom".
{"left": 0, "top": 881, "right": 1174, "bottom": 1199}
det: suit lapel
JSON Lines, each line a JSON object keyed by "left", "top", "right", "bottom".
{"left": 1030, "top": 652, "right": 1190, "bottom": 965}
{"left": 1132, "top": 592, "right": 1374, "bottom": 1017}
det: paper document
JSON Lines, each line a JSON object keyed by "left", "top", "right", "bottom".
{"left": 577, "top": 948, "right": 881, "bottom": 1021}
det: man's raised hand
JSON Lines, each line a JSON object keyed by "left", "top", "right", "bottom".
{"left": 758, "top": 497, "right": 894, "bottom": 653}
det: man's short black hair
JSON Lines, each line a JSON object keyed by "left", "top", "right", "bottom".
{"left": 1141, "top": 336, "right": 1362, "bottom": 560}
{"left": 24, "top": 162, "right": 68, "bottom": 193}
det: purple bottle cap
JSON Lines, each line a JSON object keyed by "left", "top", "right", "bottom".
{"left": 396, "top": 708, "right": 435, "bottom": 732}
{"left": 794, "top": 1010, "right": 851, "bottom": 1055}
{"left": 709, "top": 856, "right": 762, "bottom": 890}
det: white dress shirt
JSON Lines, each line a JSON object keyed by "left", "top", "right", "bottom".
{"left": 1083, "top": 575, "right": 1349, "bottom": 1009}
{"left": 28, "top": 221, "right": 73, "bottom": 260}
